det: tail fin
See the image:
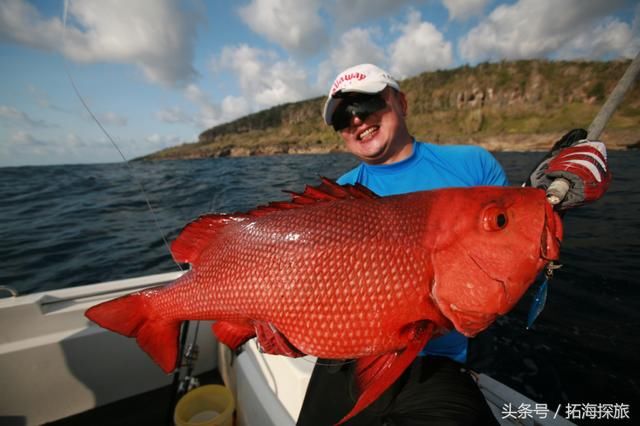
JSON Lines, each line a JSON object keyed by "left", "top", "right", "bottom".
{"left": 85, "top": 292, "right": 181, "bottom": 373}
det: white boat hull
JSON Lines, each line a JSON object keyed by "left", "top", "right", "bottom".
{"left": 0, "top": 272, "right": 575, "bottom": 426}
{"left": 227, "top": 327, "right": 576, "bottom": 426}
{"left": 0, "top": 272, "right": 218, "bottom": 426}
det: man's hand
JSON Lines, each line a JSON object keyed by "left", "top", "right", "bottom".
{"left": 527, "top": 129, "right": 611, "bottom": 210}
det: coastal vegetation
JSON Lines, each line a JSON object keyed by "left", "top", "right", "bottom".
{"left": 141, "top": 59, "right": 640, "bottom": 160}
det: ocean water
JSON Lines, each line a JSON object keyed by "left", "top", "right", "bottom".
{"left": 1, "top": 151, "right": 638, "bottom": 421}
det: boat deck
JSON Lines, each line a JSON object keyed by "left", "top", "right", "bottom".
{"left": 44, "top": 369, "right": 222, "bottom": 426}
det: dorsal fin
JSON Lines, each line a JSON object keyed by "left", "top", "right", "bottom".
{"left": 249, "top": 177, "right": 378, "bottom": 216}
{"left": 170, "top": 214, "right": 250, "bottom": 264}
{"left": 291, "top": 176, "right": 379, "bottom": 201}
{"left": 171, "top": 178, "right": 378, "bottom": 264}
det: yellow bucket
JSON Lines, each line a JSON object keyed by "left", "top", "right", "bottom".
{"left": 174, "top": 384, "right": 235, "bottom": 426}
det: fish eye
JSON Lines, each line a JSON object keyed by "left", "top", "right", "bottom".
{"left": 483, "top": 207, "right": 508, "bottom": 231}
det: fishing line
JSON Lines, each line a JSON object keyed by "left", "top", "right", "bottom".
{"left": 298, "top": 356, "right": 357, "bottom": 368}
{"left": 254, "top": 347, "right": 354, "bottom": 396}
{"left": 61, "top": 0, "right": 183, "bottom": 272}
{"left": 62, "top": 5, "right": 201, "bottom": 416}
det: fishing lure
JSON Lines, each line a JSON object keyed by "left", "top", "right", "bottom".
{"left": 527, "top": 261, "right": 561, "bottom": 329}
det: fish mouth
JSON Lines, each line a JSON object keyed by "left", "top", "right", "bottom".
{"left": 449, "top": 200, "right": 564, "bottom": 335}
{"left": 541, "top": 201, "right": 563, "bottom": 260}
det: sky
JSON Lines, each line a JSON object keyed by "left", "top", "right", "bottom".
{"left": 1, "top": 0, "right": 639, "bottom": 167}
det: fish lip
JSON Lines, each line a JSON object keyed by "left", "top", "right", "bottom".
{"left": 541, "top": 201, "right": 562, "bottom": 260}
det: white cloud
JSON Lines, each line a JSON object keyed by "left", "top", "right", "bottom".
{"left": 215, "top": 44, "right": 314, "bottom": 108}
{"left": 8, "top": 130, "right": 47, "bottom": 147}
{"left": 98, "top": 111, "right": 128, "bottom": 127}
{"left": 184, "top": 84, "right": 222, "bottom": 129}
{"left": 179, "top": 84, "right": 251, "bottom": 129}
{"left": 389, "top": 10, "right": 453, "bottom": 78}
{"left": 316, "top": 27, "right": 386, "bottom": 95}
{"left": 459, "top": 0, "right": 634, "bottom": 62}
{"left": 156, "top": 107, "right": 193, "bottom": 125}
{"left": 332, "top": 0, "right": 417, "bottom": 29}
{"left": 65, "top": 132, "right": 88, "bottom": 148}
{"left": 238, "top": 0, "right": 327, "bottom": 55}
{"left": 144, "top": 133, "right": 182, "bottom": 150}
{"left": 26, "top": 84, "right": 71, "bottom": 113}
{"left": 184, "top": 84, "right": 211, "bottom": 106}
{"left": 2, "top": 123, "right": 175, "bottom": 166}
{"left": 329, "top": 28, "right": 386, "bottom": 72}
{"left": 0, "top": 105, "right": 55, "bottom": 128}
{"left": 442, "top": 0, "right": 488, "bottom": 21}
{"left": 321, "top": 9, "right": 454, "bottom": 87}
{"left": 561, "top": 19, "right": 634, "bottom": 59}
{"left": 315, "top": 27, "right": 386, "bottom": 93}
{"left": 0, "top": 0, "right": 64, "bottom": 48}
{"left": 0, "top": 0, "right": 203, "bottom": 87}
{"left": 0, "top": 105, "right": 28, "bottom": 121}
{"left": 221, "top": 96, "right": 251, "bottom": 120}
{"left": 0, "top": 129, "right": 111, "bottom": 166}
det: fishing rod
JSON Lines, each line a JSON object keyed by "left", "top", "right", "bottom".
{"left": 61, "top": 2, "right": 199, "bottom": 423}
{"left": 545, "top": 50, "right": 640, "bottom": 204}
{"left": 525, "top": 50, "right": 640, "bottom": 328}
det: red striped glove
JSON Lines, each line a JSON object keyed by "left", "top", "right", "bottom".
{"left": 528, "top": 129, "right": 612, "bottom": 210}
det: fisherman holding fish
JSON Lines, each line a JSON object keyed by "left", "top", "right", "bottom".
{"left": 297, "top": 64, "right": 611, "bottom": 425}
{"left": 85, "top": 64, "right": 612, "bottom": 426}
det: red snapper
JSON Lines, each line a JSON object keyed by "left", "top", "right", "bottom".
{"left": 86, "top": 179, "right": 563, "bottom": 424}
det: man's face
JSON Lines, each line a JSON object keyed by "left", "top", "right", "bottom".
{"left": 336, "top": 88, "right": 411, "bottom": 165}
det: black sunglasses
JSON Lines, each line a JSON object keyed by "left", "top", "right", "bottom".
{"left": 331, "top": 93, "right": 388, "bottom": 131}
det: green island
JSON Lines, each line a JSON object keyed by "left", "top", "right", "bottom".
{"left": 140, "top": 59, "right": 640, "bottom": 161}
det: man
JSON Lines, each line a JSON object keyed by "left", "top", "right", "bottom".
{"left": 297, "top": 64, "right": 610, "bottom": 425}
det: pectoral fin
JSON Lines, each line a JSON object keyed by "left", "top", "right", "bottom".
{"left": 254, "top": 321, "right": 305, "bottom": 357}
{"left": 212, "top": 320, "right": 305, "bottom": 358}
{"left": 212, "top": 321, "right": 255, "bottom": 350}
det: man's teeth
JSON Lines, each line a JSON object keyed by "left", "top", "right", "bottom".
{"left": 359, "top": 127, "right": 377, "bottom": 140}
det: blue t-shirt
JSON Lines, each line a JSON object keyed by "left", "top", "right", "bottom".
{"left": 337, "top": 140, "right": 509, "bottom": 363}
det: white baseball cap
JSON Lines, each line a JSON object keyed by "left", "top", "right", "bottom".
{"left": 323, "top": 64, "right": 400, "bottom": 126}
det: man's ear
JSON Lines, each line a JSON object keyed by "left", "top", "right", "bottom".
{"left": 397, "top": 91, "right": 408, "bottom": 116}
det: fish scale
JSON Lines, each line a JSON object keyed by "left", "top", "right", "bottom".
{"left": 86, "top": 179, "right": 562, "bottom": 425}
{"left": 201, "top": 205, "right": 415, "bottom": 357}
{"left": 152, "top": 196, "right": 436, "bottom": 358}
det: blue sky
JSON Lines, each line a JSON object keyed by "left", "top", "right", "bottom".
{"left": 1, "top": 0, "right": 638, "bottom": 167}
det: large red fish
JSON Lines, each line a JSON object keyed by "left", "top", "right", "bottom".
{"left": 86, "top": 178, "right": 562, "bottom": 424}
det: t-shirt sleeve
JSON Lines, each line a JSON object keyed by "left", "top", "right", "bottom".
{"left": 336, "top": 167, "right": 360, "bottom": 186}
{"left": 475, "top": 147, "right": 509, "bottom": 186}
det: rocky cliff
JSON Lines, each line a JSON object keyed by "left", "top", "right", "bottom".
{"left": 142, "top": 59, "right": 640, "bottom": 160}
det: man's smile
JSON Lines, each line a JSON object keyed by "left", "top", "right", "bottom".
{"left": 358, "top": 126, "right": 379, "bottom": 141}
